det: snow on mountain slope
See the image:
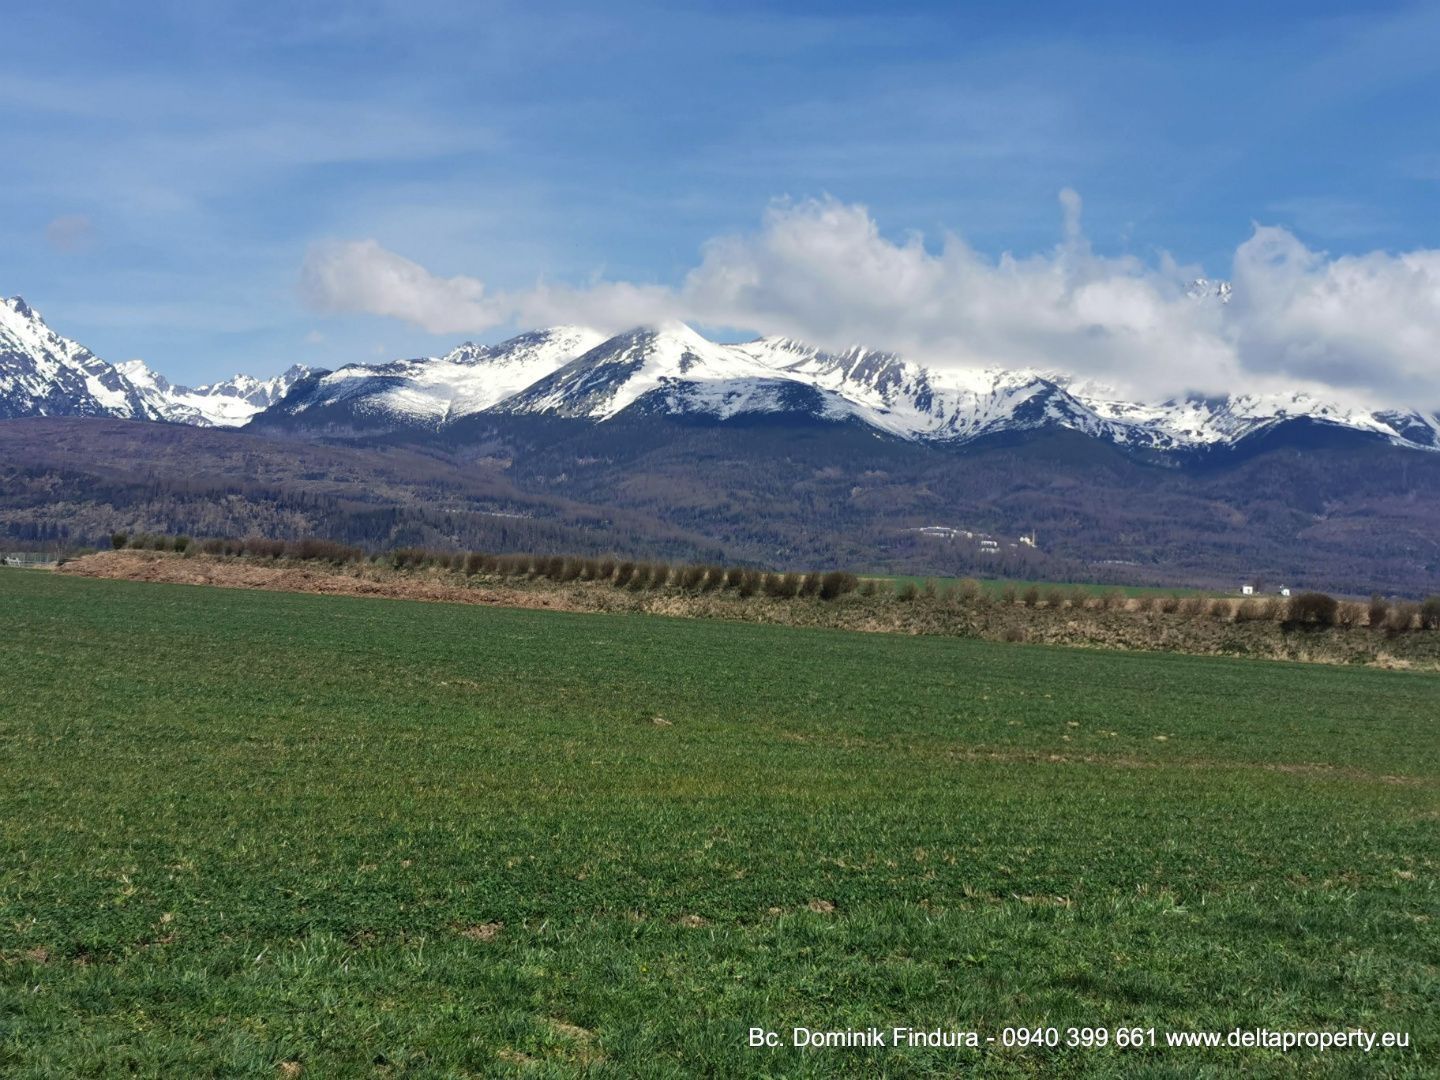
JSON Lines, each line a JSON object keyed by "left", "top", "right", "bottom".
{"left": 1072, "top": 387, "right": 1440, "bottom": 451}
{"left": 497, "top": 323, "right": 846, "bottom": 421}
{"left": 2, "top": 295, "right": 308, "bottom": 426}
{"left": 117, "top": 360, "right": 312, "bottom": 426}
{"left": 735, "top": 337, "right": 1181, "bottom": 447}
{"left": 5, "top": 292, "right": 1438, "bottom": 454}
{"left": 274, "top": 326, "right": 606, "bottom": 424}
{"left": 258, "top": 320, "right": 1440, "bottom": 452}
{"left": 1, "top": 296, "right": 158, "bottom": 420}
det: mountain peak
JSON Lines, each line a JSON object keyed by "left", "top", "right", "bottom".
{"left": 0, "top": 295, "right": 311, "bottom": 426}
{"left": 3, "top": 296, "right": 35, "bottom": 319}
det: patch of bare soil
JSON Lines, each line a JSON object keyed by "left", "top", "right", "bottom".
{"left": 459, "top": 922, "right": 503, "bottom": 942}
{"left": 547, "top": 1020, "right": 603, "bottom": 1065}
{"left": 58, "top": 551, "right": 592, "bottom": 614}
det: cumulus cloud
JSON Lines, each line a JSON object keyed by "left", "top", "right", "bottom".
{"left": 1229, "top": 228, "right": 1440, "bottom": 404}
{"left": 300, "top": 195, "right": 1440, "bottom": 407}
{"left": 300, "top": 239, "right": 499, "bottom": 334}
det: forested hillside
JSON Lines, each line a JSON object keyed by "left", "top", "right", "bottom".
{"left": 4, "top": 415, "right": 1440, "bottom": 595}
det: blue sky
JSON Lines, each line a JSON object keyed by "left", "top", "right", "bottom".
{"left": 3, "top": 0, "right": 1440, "bottom": 393}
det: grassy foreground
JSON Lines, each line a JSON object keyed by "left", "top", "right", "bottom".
{"left": 0, "top": 570, "right": 1435, "bottom": 1077}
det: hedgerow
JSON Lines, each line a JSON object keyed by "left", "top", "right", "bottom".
{"left": 90, "top": 530, "right": 1440, "bottom": 628}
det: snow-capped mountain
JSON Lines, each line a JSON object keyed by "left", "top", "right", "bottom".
{"left": 116, "top": 360, "right": 311, "bottom": 427}
{"left": 265, "top": 319, "right": 1440, "bottom": 453}
{"left": 7, "top": 292, "right": 1438, "bottom": 454}
{"left": 271, "top": 326, "right": 606, "bottom": 427}
{"left": 1, "top": 296, "right": 158, "bottom": 420}
{"left": 1, "top": 296, "right": 310, "bottom": 427}
{"left": 728, "top": 337, "right": 1128, "bottom": 444}
{"left": 497, "top": 323, "right": 850, "bottom": 421}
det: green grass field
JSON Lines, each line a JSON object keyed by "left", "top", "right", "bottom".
{"left": 1, "top": 570, "right": 1435, "bottom": 1077}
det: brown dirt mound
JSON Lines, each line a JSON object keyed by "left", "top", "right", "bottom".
{"left": 57, "top": 551, "right": 589, "bottom": 614}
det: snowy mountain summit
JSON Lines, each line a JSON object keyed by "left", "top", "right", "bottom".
{"left": 5, "top": 294, "right": 1438, "bottom": 454}
{"left": 267, "top": 319, "right": 1440, "bottom": 454}
{"left": 1, "top": 296, "right": 310, "bottom": 426}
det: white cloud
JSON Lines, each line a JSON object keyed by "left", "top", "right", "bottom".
{"left": 1229, "top": 227, "right": 1440, "bottom": 404}
{"left": 300, "top": 194, "right": 1440, "bottom": 407}
{"left": 300, "top": 239, "right": 500, "bottom": 334}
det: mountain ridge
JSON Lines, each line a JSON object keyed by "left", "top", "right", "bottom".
{"left": 259, "top": 318, "right": 1440, "bottom": 456}
{"left": 1, "top": 296, "right": 311, "bottom": 427}
{"left": 5, "top": 292, "right": 1438, "bottom": 454}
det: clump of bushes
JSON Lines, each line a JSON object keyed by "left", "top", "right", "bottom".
{"left": 763, "top": 572, "right": 799, "bottom": 599}
{"left": 1234, "top": 598, "right": 1266, "bottom": 622}
{"left": 1369, "top": 594, "right": 1390, "bottom": 628}
{"left": 1335, "top": 600, "right": 1365, "bottom": 628}
{"left": 1285, "top": 591, "right": 1339, "bottom": 629}
{"left": 1386, "top": 602, "right": 1419, "bottom": 634}
{"left": 289, "top": 538, "right": 360, "bottom": 563}
{"left": 389, "top": 547, "right": 431, "bottom": 570}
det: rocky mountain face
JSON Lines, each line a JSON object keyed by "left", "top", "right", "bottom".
{"left": 1, "top": 296, "right": 309, "bottom": 427}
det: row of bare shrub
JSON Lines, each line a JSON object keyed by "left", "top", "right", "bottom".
{"left": 196, "top": 536, "right": 365, "bottom": 563}
{"left": 113, "top": 531, "right": 191, "bottom": 553}
{"left": 456, "top": 552, "right": 861, "bottom": 600}
{"left": 893, "top": 579, "right": 1139, "bottom": 610}
{"left": 105, "top": 530, "right": 1439, "bottom": 626}
{"left": 883, "top": 575, "right": 1440, "bottom": 633}
{"left": 115, "top": 531, "right": 851, "bottom": 603}
{"left": 111, "top": 531, "right": 364, "bottom": 563}
{"left": 163, "top": 533, "right": 865, "bottom": 602}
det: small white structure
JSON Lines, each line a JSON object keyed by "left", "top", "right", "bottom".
{"left": 1019, "top": 533, "right": 1037, "bottom": 548}
{"left": 1279, "top": 586, "right": 1291, "bottom": 597}
{"left": 1241, "top": 584, "right": 1255, "bottom": 596}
